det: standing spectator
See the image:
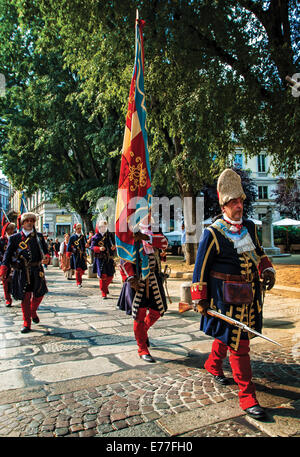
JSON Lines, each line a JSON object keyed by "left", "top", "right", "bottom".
{"left": 59, "top": 233, "right": 73, "bottom": 279}
{"left": 48, "top": 239, "right": 54, "bottom": 257}
{"left": 181, "top": 223, "right": 186, "bottom": 261}
{"left": 54, "top": 238, "right": 60, "bottom": 257}
{"left": 86, "top": 230, "right": 94, "bottom": 263}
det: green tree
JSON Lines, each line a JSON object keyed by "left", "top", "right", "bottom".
{"left": 2, "top": 0, "right": 299, "bottom": 259}
{"left": 0, "top": 0, "right": 121, "bottom": 230}
{"left": 29, "top": 0, "right": 298, "bottom": 262}
{"left": 272, "top": 178, "right": 300, "bottom": 219}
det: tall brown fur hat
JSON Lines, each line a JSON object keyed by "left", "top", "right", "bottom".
{"left": 217, "top": 169, "right": 246, "bottom": 206}
{"left": 20, "top": 212, "right": 37, "bottom": 224}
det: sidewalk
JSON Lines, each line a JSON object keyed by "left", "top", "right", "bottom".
{"left": 0, "top": 263, "right": 299, "bottom": 438}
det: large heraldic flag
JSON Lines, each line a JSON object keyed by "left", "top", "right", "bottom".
{"left": 115, "top": 18, "right": 152, "bottom": 278}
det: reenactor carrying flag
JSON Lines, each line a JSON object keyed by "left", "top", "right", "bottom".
{"left": 115, "top": 15, "right": 169, "bottom": 362}
{"left": 117, "top": 219, "right": 168, "bottom": 362}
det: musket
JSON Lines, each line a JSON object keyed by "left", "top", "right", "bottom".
{"left": 207, "top": 309, "right": 281, "bottom": 346}
{"left": 178, "top": 303, "right": 281, "bottom": 346}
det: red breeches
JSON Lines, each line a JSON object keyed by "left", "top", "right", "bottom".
{"left": 205, "top": 338, "right": 257, "bottom": 410}
{"left": 99, "top": 274, "right": 113, "bottom": 297}
{"left": 2, "top": 278, "right": 12, "bottom": 305}
{"left": 75, "top": 268, "right": 84, "bottom": 285}
{"left": 133, "top": 308, "right": 161, "bottom": 356}
{"left": 21, "top": 292, "right": 44, "bottom": 328}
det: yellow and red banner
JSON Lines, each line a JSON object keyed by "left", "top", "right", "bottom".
{"left": 115, "top": 17, "right": 152, "bottom": 278}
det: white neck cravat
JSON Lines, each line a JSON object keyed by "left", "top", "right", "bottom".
{"left": 22, "top": 228, "right": 34, "bottom": 237}
{"left": 223, "top": 214, "right": 243, "bottom": 225}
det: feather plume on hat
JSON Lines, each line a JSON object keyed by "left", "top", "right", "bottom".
{"left": 217, "top": 169, "right": 246, "bottom": 206}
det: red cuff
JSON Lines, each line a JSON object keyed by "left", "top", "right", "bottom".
{"left": 190, "top": 282, "right": 207, "bottom": 301}
{"left": 151, "top": 234, "right": 168, "bottom": 250}
{"left": 258, "top": 255, "right": 273, "bottom": 276}
{"left": 93, "top": 247, "right": 101, "bottom": 253}
{"left": 120, "top": 261, "right": 135, "bottom": 280}
{"left": 120, "top": 269, "right": 128, "bottom": 282}
{"left": 0, "top": 265, "right": 8, "bottom": 277}
{"left": 66, "top": 252, "right": 72, "bottom": 258}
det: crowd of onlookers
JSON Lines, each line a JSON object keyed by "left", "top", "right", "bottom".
{"left": 42, "top": 232, "right": 95, "bottom": 275}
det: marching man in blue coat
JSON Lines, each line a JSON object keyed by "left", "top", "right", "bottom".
{"left": 91, "top": 220, "right": 116, "bottom": 299}
{"left": 0, "top": 212, "right": 50, "bottom": 333}
{"left": 67, "top": 223, "right": 87, "bottom": 288}
{"left": 191, "top": 169, "right": 276, "bottom": 420}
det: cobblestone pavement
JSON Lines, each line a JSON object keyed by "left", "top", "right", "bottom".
{"left": 0, "top": 265, "right": 299, "bottom": 439}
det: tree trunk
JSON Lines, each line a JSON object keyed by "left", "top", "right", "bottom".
{"left": 77, "top": 199, "right": 94, "bottom": 233}
{"left": 80, "top": 212, "right": 94, "bottom": 233}
{"left": 182, "top": 190, "right": 198, "bottom": 265}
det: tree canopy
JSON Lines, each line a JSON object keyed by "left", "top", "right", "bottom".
{"left": 0, "top": 0, "right": 299, "bottom": 232}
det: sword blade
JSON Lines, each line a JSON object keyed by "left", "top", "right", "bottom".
{"left": 207, "top": 309, "right": 282, "bottom": 347}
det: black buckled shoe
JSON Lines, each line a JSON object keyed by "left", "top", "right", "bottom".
{"left": 32, "top": 316, "right": 40, "bottom": 324}
{"left": 244, "top": 405, "right": 266, "bottom": 420}
{"left": 21, "top": 326, "right": 31, "bottom": 334}
{"left": 212, "top": 375, "right": 229, "bottom": 386}
{"left": 140, "top": 354, "right": 156, "bottom": 363}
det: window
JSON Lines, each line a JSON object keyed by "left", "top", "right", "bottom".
{"left": 234, "top": 154, "right": 243, "bottom": 168}
{"left": 56, "top": 224, "right": 71, "bottom": 236}
{"left": 258, "top": 186, "right": 268, "bottom": 199}
{"left": 257, "top": 154, "right": 266, "bottom": 172}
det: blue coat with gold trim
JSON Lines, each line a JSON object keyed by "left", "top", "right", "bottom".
{"left": 67, "top": 233, "right": 87, "bottom": 271}
{"left": 191, "top": 217, "right": 273, "bottom": 350}
{"left": 1, "top": 231, "right": 49, "bottom": 300}
{"left": 91, "top": 231, "right": 115, "bottom": 278}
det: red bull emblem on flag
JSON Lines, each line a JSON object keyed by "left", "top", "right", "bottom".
{"left": 115, "top": 15, "right": 152, "bottom": 278}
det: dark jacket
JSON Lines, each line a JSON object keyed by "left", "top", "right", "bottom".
{"left": 91, "top": 231, "right": 115, "bottom": 278}
{"left": 1, "top": 230, "right": 49, "bottom": 300}
{"left": 67, "top": 233, "right": 87, "bottom": 270}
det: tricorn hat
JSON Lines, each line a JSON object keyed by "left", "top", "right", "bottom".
{"left": 217, "top": 169, "right": 246, "bottom": 206}
{"left": 21, "top": 212, "right": 37, "bottom": 224}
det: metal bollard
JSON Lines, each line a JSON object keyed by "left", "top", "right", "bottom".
{"left": 52, "top": 257, "right": 59, "bottom": 267}
{"left": 180, "top": 282, "right": 192, "bottom": 305}
{"left": 88, "top": 265, "right": 97, "bottom": 278}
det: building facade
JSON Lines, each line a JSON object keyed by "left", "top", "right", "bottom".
{"left": 232, "top": 148, "right": 299, "bottom": 223}
{"left": 0, "top": 177, "right": 10, "bottom": 219}
{"left": 9, "top": 189, "right": 82, "bottom": 242}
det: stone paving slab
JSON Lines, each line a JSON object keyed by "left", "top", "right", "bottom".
{"left": 157, "top": 398, "right": 245, "bottom": 436}
{"left": 246, "top": 399, "right": 300, "bottom": 437}
{"left": 0, "top": 265, "right": 299, "bottom": 438}
{"left": 180, "top": 416, "right": 269, "bottom": 437}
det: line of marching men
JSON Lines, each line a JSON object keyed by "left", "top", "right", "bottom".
{"left": 0, "top": 216, "right": 118, "bottom": 332}
{"left": 0, "top": 169, "right": 277, "bottom": 421}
